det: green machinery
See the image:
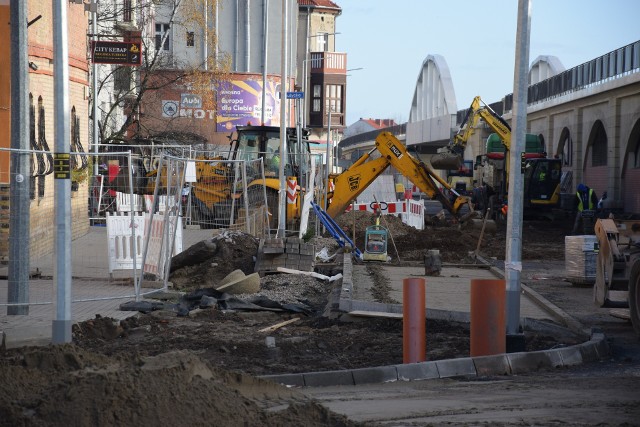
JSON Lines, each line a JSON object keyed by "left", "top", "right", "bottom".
{"left": 363, "top": 225, "right": 389, "bottom": 262}
{"left": 363, "top": 201, "right": 389, "bottom": 262}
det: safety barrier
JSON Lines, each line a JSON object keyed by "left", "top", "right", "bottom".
{"left": 345, "top": 199, "right": 424, "bottom": 230}
{"left": 106, "top": 212, "right": 182, "bottom": 279}
{"left": 115, "top": 192, "right": 145, "bottom": 212}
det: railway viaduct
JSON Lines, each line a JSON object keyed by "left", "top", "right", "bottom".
{"left": 340, "top": 41, "right": 640, "bottom": 213}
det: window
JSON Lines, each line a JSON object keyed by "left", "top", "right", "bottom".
{"left": 325, "top": 84, "right": 342, "bottom": 113}
{"left": 123, "top": 0, "right": 132, "bottom": 22}
{"left": 186, "top": 31, "right": 194, "bottom": 47}
{"left": 312, "top": 84, "right": 321, "bottom": 112}
{"left": 114, "top": 66, "right": 132, "bottom": 92}
{"left": 634, "top": 143, "right": 640, "bottom": 168}
{"left": 316, "top": 32, "right": 328, "bottom": 51}
{"left": 155, "top": 23, "right": 171, "bottom": 51}
{"left": 590, "top": 121, "right": 607, "bottom": 167}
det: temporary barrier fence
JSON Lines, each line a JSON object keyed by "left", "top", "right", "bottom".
{"left": 344, "top": 199, "right": 425, "bottom": 230}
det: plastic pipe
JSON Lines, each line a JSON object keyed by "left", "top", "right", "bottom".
{"left": 470, "top": 279, "right": 506, "bottom": 356}
{"left": 403, "top": 278, "right": 426, "bottom": 363}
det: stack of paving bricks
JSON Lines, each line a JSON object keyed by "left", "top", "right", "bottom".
{"left": 255, "top": 237, "right": 315, "bottom": 275}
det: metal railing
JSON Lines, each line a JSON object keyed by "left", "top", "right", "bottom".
{"left": 504, "top": 40, "right": 640, "bottom": 111}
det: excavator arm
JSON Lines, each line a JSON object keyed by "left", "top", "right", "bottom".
{"left": 326, "top": 132, "right": 473, "bottom": 220}
{"left": 432, "top": 96, "right": 511, "bottom": 170}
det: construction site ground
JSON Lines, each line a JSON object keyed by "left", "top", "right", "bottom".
{"left": 1, "top": 211, "right": 639, "bottom": 426}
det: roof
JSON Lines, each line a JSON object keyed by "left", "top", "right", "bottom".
{"left": 361, "top": 118, "right": 398, "bottom": 129}
{"left": 298, "top": 0, "right": 341, "bottom": 11}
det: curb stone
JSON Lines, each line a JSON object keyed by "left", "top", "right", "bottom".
{"left": 261, "top": 333, "right": 609, "bottom": 387}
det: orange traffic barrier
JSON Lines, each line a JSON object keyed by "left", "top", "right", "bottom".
{"left": 470, "top": 279, "right": 506, "bottom": 356}
{"left": 403, "top": 278, "right": 426, "bottom": 363}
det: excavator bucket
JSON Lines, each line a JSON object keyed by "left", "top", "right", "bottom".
{"left": 430, "top": 152, "right": 462, "bottom": 170}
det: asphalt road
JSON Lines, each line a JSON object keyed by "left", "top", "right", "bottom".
{"left": 303, "top": 259, "right": 640, "bottom": 426}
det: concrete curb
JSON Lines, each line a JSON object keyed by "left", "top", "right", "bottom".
{"left": 260, "top": 331, "right": 610, "bottom": 387}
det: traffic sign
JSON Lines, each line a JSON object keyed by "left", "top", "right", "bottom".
{"left": 286, "top": 91, "right": 304, "bottom": 99}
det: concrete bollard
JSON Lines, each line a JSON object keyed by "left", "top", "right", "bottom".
{"left": 470, "top": 279, "right": 506, "bottom": 357}
{"left": 403, "top": 278, "right": 426, "bottom": 363}
{"left": 424, "top": 249, "right": 442, "bottom": 276}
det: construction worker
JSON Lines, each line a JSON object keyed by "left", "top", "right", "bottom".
{"left": 572, "top": 183, "right": 598, "bottom": 234}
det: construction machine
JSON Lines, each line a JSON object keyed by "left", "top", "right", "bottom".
{"left": 104, "top": 125, "right": 310, "bottom": 231}
{"left": 324, "top": 131, "right": 475, "bottom": 222}
{"left": 431, "top": 96, "right": 562, "bottom": 216}
{"left": 594, "top": 217, "right": 640, "bottom": 337}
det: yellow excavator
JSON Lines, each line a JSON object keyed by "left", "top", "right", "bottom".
{"left": 431, "top": 96, "right": 563, "bottom": 216}
{"left": 324, "top": 131, "right": 475, "bottom": 222}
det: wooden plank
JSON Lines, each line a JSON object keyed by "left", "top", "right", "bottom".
{"left": 258, "top": 317, "right": 300, "bottom": 332}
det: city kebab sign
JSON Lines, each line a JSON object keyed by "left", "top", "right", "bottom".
{"left": 91, "top": 41, "right": 142, "bottom": 66}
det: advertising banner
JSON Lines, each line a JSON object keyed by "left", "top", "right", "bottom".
{"left": 216, "top": 77, "right": 281, "bottom": 132}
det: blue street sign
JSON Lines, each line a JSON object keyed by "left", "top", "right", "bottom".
{"left": 286, "top": 91, "right": 304, "bottom": 99}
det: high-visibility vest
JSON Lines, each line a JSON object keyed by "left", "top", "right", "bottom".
{"left": 577, "top": 188, "right": 594, "bottom": 211}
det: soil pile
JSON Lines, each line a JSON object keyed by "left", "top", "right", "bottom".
{"left": 0, "top": 345, "right": 360, "bottom": 427}
{"left": 335, "top": 210, "right": 571, "bottom": 262}
{"left": 0, "top": 217, "right": 578, "bottom": 426}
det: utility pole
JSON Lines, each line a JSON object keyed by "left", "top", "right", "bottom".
{"left": 8, "top": 0, "right": 31, "bottom": 315}
{"left": 277, "top": 0, "right": 288, "bottom": 237}
{"left": 505, "top": 0, "right": 531, "bottom": 348}
{"left": 52, "top": 0, "right": 72, "bottom": 344}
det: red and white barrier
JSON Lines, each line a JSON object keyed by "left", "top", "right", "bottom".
{"left": 287, "top": 178, "right": 297, "bottom": 204}
{"left": 344, "top": 199, "right": 424, "bottom": 230}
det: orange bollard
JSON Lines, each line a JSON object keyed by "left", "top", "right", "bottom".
{"left": 403, "top": 278, "right": 426, "bottom": 363}
{"left": 470, "top": 279, "right": 506, "bottom": 357}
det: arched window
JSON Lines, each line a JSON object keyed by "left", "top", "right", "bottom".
{"left": 29, "top": 94, "right": 36, "bottom": 200}
{"left": 558, "top": 127, "right": 572, "bottom": 166}
{"left": 590, "top": 120, "right": 607, "bottom": 167}
{"left": 538, "top": 134, "right": 546, "bottom": 155}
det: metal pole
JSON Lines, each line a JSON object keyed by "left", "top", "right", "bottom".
{"left": 505, "top": 0, "right": 531, "bottom": 337}
{"left": 52, "top": 0, "right": 72, "bottom": 344}
{"left": 204, "top": 0, "right": 208, "bottom": 71}
{"left": 323, "top": 108, "right": 331, "bottom": 214}
{"left": 92, "top": 2, "right": 99, "bottom": 176}
{"left": 261, "top": 0, "right": 268, "bottom": 125}
{"left": 277, "top": 0, "right": 288, "bottom": 237}
{"left": 8, "top": 0, "right": 31, "bottom": 315}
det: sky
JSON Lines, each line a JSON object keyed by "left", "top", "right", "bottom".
{"left": 335, "top": 0, "right": 640, "bottom": 126}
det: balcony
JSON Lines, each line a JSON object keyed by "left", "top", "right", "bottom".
{"left": 309, "top": 52, "right": 347, "bottom": 74}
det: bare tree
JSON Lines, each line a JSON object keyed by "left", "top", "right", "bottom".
{"left": 93, "top": 0, "right": 231, "bottom": 146}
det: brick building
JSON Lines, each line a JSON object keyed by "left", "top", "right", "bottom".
{"left": 0, "top": 3, "right": 90, "bottom": 260}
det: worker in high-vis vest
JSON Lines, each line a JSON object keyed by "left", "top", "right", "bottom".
{"left": 572, "top": 183, "right": 598, "bottom": 234}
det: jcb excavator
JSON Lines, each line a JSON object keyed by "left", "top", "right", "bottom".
{"left": 105, "top": 125, "right": 310, "bottom": 230}
{"left": 431, "top": 96, "right": 562, "bottom": 216}
{"left": 107, "top": 128, "right": 472, "bottom": 231}
{"left": 324, "top": 131, "right": 475, "bottom": 222}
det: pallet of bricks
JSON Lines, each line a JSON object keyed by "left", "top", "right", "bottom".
{"left": 255, "top": 237, "right": 315, "bottom": 275}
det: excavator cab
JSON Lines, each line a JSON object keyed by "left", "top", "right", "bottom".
{"left": 523, "top": 158, "right": 562, "bottom": 210}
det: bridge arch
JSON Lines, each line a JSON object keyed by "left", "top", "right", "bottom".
{"left": 621, "top": 118, "right": 640, "bottom": 212}
{"left": 409, "top": 54, "right": 457, "bottom": 122}
{"left": 556, "top": 127, "right": 573, "bottom": 168}
{"left": 583, "top": 120, "right": 608, "bottom": 196}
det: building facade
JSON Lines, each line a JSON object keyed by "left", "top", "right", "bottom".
{"left": 0, "top": 2, "right": 90, "bottom": 260}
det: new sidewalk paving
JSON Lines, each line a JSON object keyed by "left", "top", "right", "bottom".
{"left": 261, "top": 253, "right": 608, "bottom": 387}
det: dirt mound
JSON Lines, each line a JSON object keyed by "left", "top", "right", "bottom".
{"left": 0, "top": 345, "right": 362, "bottom": 427}
{"left": 335, "top": 210, "right": 572, "bottom": 262}
{"left": 169, "top": 231, "right": 259, "bottom": 290}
